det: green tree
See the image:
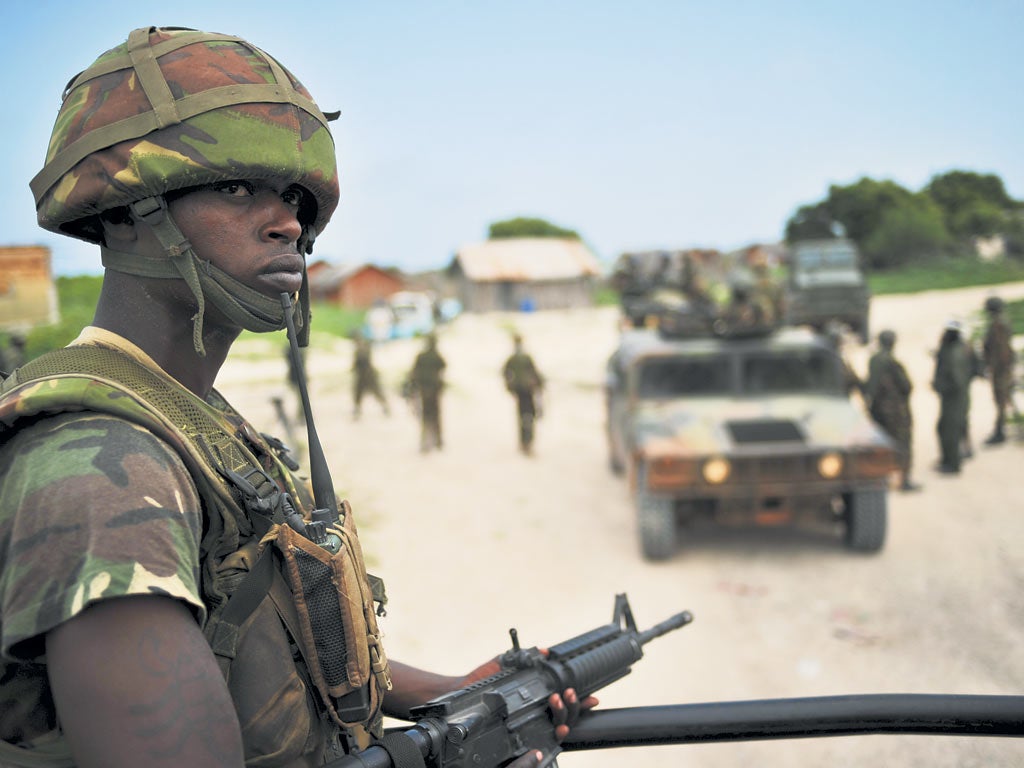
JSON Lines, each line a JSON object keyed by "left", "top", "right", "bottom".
{"left": 785, "top": 177, "right": 953, "bottom": 269}
{"left": 488, "top": 217, "right": 580, "bottom": 240}
{"left": 925, "top": 171, "right": 1021, "bottom": 240}
{"left": 784, "top": 202, "right": 835, "bottom": 242}
{"left": 861, "top": 204, "right": 951, "bottom": 270}
{"left": 826, "top": 178, "right": 926, "bottom": 245}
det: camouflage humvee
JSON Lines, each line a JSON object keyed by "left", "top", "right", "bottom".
{"left": 605, "top": 324, "right": 897, "bottom": 561}
{"left": 784, "top": 238, "right": 871, "bottom": 343}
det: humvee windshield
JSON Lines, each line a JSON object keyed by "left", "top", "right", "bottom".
{"left": 793, "top": 242, "right": 858, "bottom": 270}
{"left": 635, "top": 348, "right": 840, "bottom": 399}
{"left": 636, "top": 357, "right": 731, "bottom": 398}
{"left": 742, "top": 350, "right": 840, "bottom": 394}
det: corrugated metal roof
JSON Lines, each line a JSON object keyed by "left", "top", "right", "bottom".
{"left": 454, "top": 238, "right": 601, "bottom": 282}
{"left": 308, "top": 262, "right": 396, "bottom": 291}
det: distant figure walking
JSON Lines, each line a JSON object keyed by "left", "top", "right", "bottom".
{"left": 502, "top": 334, "right": 545, "bottom": 455}
{"left": 352, "top": 330, "right": 389, "bottom": 418}
{"left": 0, "top": 333, "right": 26, "bottom": 378}
{"left": 981, "top": 296, "right": 1015, "bottom": 445}
{"left": 864, "top": 330, "right": 919, "bottom": 492}
{"left": 931, "top": 320, "right": 972, "bottom": 475}
{"left": 407, "top": 333, "right": 446, "bottom": 452}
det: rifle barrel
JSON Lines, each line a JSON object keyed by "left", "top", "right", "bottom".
{"left": 637, "top": 610, "right": 693, "bottom": 646}
{"left": 561, "top": 694, "right": 1024, "bottom": 750}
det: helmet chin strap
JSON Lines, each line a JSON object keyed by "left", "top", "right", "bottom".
{"left": 99, "top": 195, "right": 308, "bottom": 356}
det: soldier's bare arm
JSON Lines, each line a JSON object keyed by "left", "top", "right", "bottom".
{"left": 47, "top": 595, "right": 245, "bottom": 768}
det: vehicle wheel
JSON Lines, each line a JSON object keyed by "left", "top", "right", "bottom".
{"left": 637, "top": 476, "right": 677, "bottom": 561}
{"left": 844, "top": 489, "right": 887, "bottom": 552}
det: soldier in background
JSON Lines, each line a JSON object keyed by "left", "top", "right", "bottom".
{"left": 750, "top": 259, "right": 785, "bottom": 326}
{"left": 502, "top": 334, "right": 545, "bottom": 455}
{"left": 961, "top": 339, "right": 983, "bottom": 460}
{"left": 352, "top": 330, "right": 389, "bottom": 418}
{"left": 722, "top": 278, "right": 770, "bottom": 332}
{"left": 407, "top": 333, "right": 446, "bottom": 452}
{"left": 981, "top": 295, "right": 1015, "bottom": 445}
{"left": 825, "top": 322, "right": 863, "bottom": 398}
{"left": 931, "top": 320, "right": 972, "bottom": 475}
{"left": 0, "top": 333, "right": 26, "bottom": 377}
{"left": 864, "top": 330, "right": 920, "bottom": 492}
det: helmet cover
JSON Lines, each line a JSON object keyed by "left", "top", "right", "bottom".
{"left": 32, "top": 26, "right": 339, "bottom": 243}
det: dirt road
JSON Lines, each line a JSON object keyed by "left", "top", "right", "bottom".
{"left": 218, "top": 282, "right": 1024, "bottom": 767}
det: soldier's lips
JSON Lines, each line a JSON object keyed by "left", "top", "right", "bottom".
{"left": 260, "top": 255, "right": 304, "bottom": 293}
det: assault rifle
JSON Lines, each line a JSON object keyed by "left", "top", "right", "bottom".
{"left": 328, "top": 594, "right": 692, "bottom": 768}
{"left": 328, "top": 593, "right": 1024, "bottom": 768}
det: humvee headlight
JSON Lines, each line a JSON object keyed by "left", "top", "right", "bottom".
{"left": 702, "top": 457, "right": 731, "bottom": 484}
{"left": 818, "top": 452, "right": 843, "bottom": 479}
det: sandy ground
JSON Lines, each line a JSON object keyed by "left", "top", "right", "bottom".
{"left": 217, "top": 282, "right": 1024, "bottom": 767}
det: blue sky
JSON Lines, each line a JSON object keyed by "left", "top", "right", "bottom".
{"left": 3, "top": 1, "right": 1021, "bottom": 276}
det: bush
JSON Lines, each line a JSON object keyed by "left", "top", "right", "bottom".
{"left": 861, "top": 205, "right": 952, "bottom": 270}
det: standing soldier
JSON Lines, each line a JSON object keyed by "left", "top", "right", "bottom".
{"left": 407, "top": 333, "right": 446, "bottom": 452}
{"left": 981, "top": 295, "right": 1015, "bottom": 445}
{"left": 931, "top": 320, "right": 972, "bottom": 474}
{"left": 502, "top": 334, "right": 545, "bottom": 455}
{"left": 750, "top": 257, "right": 785, "bottom": 326}
{"left": 961, "top": 339, "right": 983, "bottom": 459}
{"left": 864, "top": 330, "right": 920, "bottom": 492}
{"left": 0, "top": 27, "right": 586, "bottom": 768}
{"left": 352, "top": 330, "right": 389, "bottom": 418}
{"left": 0, "top": 333, "right": 26, "bottom": 378}
{"left": 825, "top": 322, "right": 863, "bottom": 398}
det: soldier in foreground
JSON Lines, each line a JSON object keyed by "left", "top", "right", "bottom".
{"left": 0, "top": 27, "right": 588, "bottom": 768}
{"left": 864, "top": 330, "right": 920, "bottom": 492}
{"left": 502, "top": 334, "right": 545, "bottom": 454}
{"left": 981, "top": 295, "right": 1015, "bottom": 445}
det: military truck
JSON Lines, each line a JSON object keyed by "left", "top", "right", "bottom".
{"left": 784, "top": 238, "right": 871, "bottom": 343}
{"left": 605, "top": 323, "right": 897, "bottom": 561}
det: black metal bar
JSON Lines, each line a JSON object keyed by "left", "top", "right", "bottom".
{"left": 561, "top": 695, "right": 1024, "bottom": 750}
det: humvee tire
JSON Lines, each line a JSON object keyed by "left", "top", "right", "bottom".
{"left": 637, "top": 470, "right": 676, "bottom": 560}
{"left": 844, "top": 489, "right": 887, "bottom": 552}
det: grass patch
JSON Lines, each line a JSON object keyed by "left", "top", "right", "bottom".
{"left": 867, "top": 258, "right": 1024, "bottom": 295}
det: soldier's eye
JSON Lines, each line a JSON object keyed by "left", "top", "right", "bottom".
{"left": 281, "top": 187, "right": 306, "bottom": 208}
{"left": 212, "top": 180, "right": 255, "bottom": 197}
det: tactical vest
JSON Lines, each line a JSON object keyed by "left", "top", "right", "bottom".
{"left": 0, "top": 344, "right": 391, "bottom": 767}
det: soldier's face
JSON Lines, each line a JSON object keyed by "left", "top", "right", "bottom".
{"left": 168, "top": 178, "right": 310, "bottom": 297}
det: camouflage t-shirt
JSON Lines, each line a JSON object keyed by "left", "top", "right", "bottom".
{"left": 0, "top": 410, "right": 204, "bottom": 746}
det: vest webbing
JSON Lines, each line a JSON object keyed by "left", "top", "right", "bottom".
{"left": 0, "top": 345, "right": 333, "bottom": 764}
{"left": 3, "top": 345, "right": 276, "bottom": 521}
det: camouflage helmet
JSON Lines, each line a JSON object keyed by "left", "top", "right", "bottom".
{"left": 32, "top": 26, "right": 339, "bottom": 243}
{"left": 30, "top": 28, "right": 341, "bottom": 354}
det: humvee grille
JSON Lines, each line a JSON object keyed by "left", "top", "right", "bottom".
{"left": 727, "top": 420, "right": 803, "bottom": 444}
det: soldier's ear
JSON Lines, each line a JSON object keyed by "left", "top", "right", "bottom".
{"left": 99, "top": 207, "right": 140, "bottom": 247}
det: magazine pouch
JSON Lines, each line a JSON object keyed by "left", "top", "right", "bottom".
{"left": 266, "top": 499, "right": 391, "bottom": 730}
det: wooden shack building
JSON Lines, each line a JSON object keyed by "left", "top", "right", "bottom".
{"left": 448, "top": 238, "right": 601, "bottom": 312}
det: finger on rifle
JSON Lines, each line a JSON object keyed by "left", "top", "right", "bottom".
{"left": 506, "top": 749, "right": 543, "bottom": 768}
